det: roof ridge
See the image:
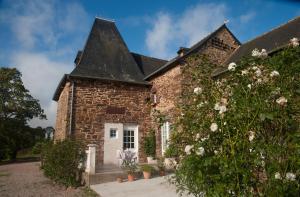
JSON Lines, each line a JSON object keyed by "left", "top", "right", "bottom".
{"left": 130, "top": 52, "right": 167, "bottom": 62}
{"left": 241, "top": 15, "right": 300, "bottom": 46}
{"left": 95, "top": 16, "right": 115, "bottom": 23}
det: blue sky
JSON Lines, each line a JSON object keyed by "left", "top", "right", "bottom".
{"left": 0, "top": 0, "right": 299, "bottom": 127}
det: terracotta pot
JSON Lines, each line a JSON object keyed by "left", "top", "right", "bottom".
{"left": 143, "top": 171, "right": 151, "bottom": 179}
{"left": 117, "top": 177, "right": 123, "bottom": 183}
{"left": 159, "top": 170, "right": 165, "bottom": 176}
{"left": 128, "top": 174, "right": 135, "bottom": 182}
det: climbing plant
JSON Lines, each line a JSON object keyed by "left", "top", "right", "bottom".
{"left": 171, "top": 38, "right": 300, "bottom": 196}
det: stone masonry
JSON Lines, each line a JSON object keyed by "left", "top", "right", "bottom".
{"left": 149, "top": 26, "right": 240, "bottom": 156}
{"left": 54, "top": 81, "right": 71, "bottom": 141}
{"left": 71, "top": 79, "right": 152, "bottom": 165}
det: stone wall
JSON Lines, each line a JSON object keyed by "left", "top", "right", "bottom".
{"left": 150, "top": 66, "right": 182, "bottom": 156}
{"left": 71, "top": 79, "right": 152, "bottom": 166}
{"left": 149, "top": 26, "right": 240, "bottom": 156}
{"left": 201, "top": 27, "right": 240, "bottom": 64}
{"left": 54, "top": 82, "right": 71, "bottom": 141}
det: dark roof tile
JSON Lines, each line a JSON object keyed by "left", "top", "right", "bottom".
{"left": 70, "top": 18, "right": 146, "bottom": 84}
{"left": 131, "top": 52, "right": 167, "bottom": 76}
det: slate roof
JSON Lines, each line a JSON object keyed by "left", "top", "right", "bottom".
{"left": 144, "top": 24, "right": 240, "bottom": 80}
{"left": 70, "top": 17, "right": 147, "bottom": 84}
{"left": 212, "top": 16, "right": 300, "bottom": 77}
{"left": 131, "top": 52, "right": 167, "bottom": 76}
{"left": 53, "top": 17, "right": 167, "bottom": 101}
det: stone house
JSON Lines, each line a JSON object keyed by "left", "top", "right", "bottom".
{"left": 53, "top": 16, "right": 300, "bottom": 168}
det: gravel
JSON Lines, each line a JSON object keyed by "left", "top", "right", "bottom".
{"left": 0, "top": 162, "right": 86, "bottom": 197}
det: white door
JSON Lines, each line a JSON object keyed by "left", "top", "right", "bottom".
{"left": 104, "top": 123, "right": 123, "bottom": 165}
{"left": 123, "top": 124, "right": 139, "bottom": 161}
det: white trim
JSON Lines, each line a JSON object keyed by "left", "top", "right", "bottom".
{"left": 161, "top": 121, "right": 170, "bottom": 154}
{"left": 123, "top": 124, "right": 139, "bottom": 162}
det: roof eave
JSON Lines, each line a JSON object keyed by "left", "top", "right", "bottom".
{"left": 69, "top": 74, "right": 151, "bottom": 86}
{"left": 52, "top": 74, "right": 69, "bottom": 101}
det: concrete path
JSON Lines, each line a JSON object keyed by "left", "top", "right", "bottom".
{"left": 91, "top": 175, "right": 192, "bottom": 197}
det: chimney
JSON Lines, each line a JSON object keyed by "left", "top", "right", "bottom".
{"left": 177, "top": 47, "right": 190, "bottom": 57}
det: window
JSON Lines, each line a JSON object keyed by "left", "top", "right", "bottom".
{"left": 161, "top": 122, "right": 170, "bottom": 153}
{"left": 110, "top": 128, "right": 117, "bottom": 139}
{"left": 123, "top": 129, "right": 135, "bottom": 149}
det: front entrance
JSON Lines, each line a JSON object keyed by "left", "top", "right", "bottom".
{"left": 103, "top": 123, "right": 138, "bottom": 165}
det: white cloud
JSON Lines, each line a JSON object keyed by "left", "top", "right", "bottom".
{"left": 145, "top": 3, "right": 227, "bottom": 59}
{"left": 240, "top": 11, "right": 256, "bottom": 24}
{"left": 1, "top": 0, "right": 89, "bottom": 128}
{"left": 11, "top": 52, "right": 73, "bottom": 127}
{"left": 146, "top": 13, "right": 173, "bottom": 59}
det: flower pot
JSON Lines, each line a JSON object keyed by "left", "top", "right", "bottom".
{"left": 159, "top": 170, "right": 165, "bottom": 176}
{"left": 117, "top": 177, "right": 123, "bottom": 183}
{"left": 128, "top": 174, "right": 135, "bottom": 182}
{"left": 143, "top": 171, "right": 151, "bottom": 179}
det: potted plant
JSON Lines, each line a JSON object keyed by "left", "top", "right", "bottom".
{"left": 164, "top": 144, "right": 178, "bottom": 169}
{"left": 119, "top": 150, "right": 137, "bottom": 182}
{"left": 140, "top": 164, "right": 154, "bottom": 179}
{"left": 143, "top": 130, "right": 156, "bottom": 163}
{"left": 157, "top": 157, "right": 166, "bottom": 176}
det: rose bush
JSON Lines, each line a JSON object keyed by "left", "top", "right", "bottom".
{"left": 171, "top": 38, "right": 300, "bottom": 196}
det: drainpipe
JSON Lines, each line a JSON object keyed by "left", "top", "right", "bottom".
{"left": 69, "top": 81, "right": 75, "bottom": 136}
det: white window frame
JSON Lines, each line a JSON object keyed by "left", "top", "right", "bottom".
{"left": 161, "top": 121, "right": 170, "bottom": 154}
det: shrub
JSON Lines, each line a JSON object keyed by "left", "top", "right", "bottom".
{"left": 143, "top": 130, "right": 156, "bottom": 157}
{"left": 164, "top": 144, "right": 179, "bottom": 158}
{"left": 140, "top": 164, "right": 154, "bottom": 172}
{"left": 172, "top": 43, "right": 300, "bottom": 196}
{"left": 41, "top": 139, "right": 86, "bottom": 187}
{"left": 157, "top": 157, "right": 166, "bottom": 171}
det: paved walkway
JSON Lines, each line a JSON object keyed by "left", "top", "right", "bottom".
{"left": 91, "top": 175, "right": 192, "bottom": 197}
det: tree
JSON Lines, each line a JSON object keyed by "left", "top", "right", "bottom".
{"left": 0, "top": 67, "right": 46, "bottom": 160}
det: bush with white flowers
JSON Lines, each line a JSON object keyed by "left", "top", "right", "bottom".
{"left": 171, "top": 42, "right": 300, "bottom": 196}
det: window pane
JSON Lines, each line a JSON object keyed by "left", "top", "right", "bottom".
{"left": 131, "top": 143, "right": 134, "bottom": 148}
{"left": 131, "top": 137, "right": 134, "bottom": 142}
{"left": 131, "top": 130, "right": 134, "bottom": 136}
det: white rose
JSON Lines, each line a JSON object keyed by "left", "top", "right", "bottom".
{"left": 276, "top": 96, "right": 287, "bottom": 106}
{"left": 214, "top": 102, "right": 221, "bottom": 111}
{"left": 218, "top": 105, "right": 227, "bottom": 114}
{"left": 184, "top": 145, "right": 193, "bottom": 155}
{"left": 196, "top": 147, "right": 205, "bottom": 156}
{"left": 194, "top": 87, "right": 203, "bottom": 94}
{"left": 252, "top": 48, "right": 260, "bottom": 57}
{"left": 249, "top": 131, "right": 255, "bottom": 142}
{"left": 270, "top": 70, "right": 280, "bottom": 77}
{"left": 275, "top": 172, "right": 281, "bottom": 180}
{"left": 241, "top": 70, "right": 248, "bottom": 75}
{"left": 260, "top": 49, "right": 268, "bottom": 58}
{"left": 214, "top": 150, "right": 219, "bottom": 155}
{"left": 290, "top": 37, "right": 299, "bottom": 47}
{"left": 210, "top": 123, "right": 218, "bottom": 132}
{"left": 228, "top": 62, "right": 237, "bottom": 71}
{"left": 286, "top": 172, "right": 296, "bottom": 181}
{"left": 247, "top": 84, "right": 252, "bottom": 89}
{"left": 255, "top": 68, "right": 262, "bottom": 77}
